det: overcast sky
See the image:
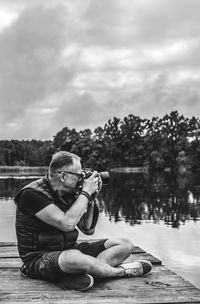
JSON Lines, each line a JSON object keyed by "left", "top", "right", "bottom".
{"left": 0, "top": 0, "right": 200, "bottom": 140}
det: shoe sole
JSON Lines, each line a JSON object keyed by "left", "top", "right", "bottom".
{"left": 80, "top": 274, "right": 94, "bottom": 291}
{"left": 139, "top": 259, "right": 152, "bottom": 274}
{"left": 55, "top": 274, "right": 94, "bottom": 291}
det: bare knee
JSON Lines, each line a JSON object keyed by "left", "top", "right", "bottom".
{"left": 58, "top": 249, "right": 89, "bottom": 274}
{"left": 105, "top": 237, "right": 134, "bottom": 254}
{"left": 118, "top": 237, "right": 134, "bottom": 254}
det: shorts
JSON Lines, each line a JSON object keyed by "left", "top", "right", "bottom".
{"left": 23, "top": 239, "right": 107, "bottom": 281}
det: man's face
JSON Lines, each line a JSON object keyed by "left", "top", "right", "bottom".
{"left": 60, "top": 159, "right": 83, "bottom": 193}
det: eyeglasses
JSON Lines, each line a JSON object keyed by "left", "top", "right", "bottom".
{"left": 57, "top": 170, "right": 83, "bottom": 179}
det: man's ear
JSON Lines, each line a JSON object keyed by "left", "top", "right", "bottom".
{"left": 59, "top": 172, "right": 66, "bottom": 183}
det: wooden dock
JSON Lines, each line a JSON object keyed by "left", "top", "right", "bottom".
{"left": 0, "top": 241, "right": 200, "bottom": 304}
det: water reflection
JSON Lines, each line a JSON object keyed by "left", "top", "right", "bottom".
{"left": 0, "top": 172, "right": 200, "bottom": 229}
{"left": 99, "top": 171, "right": 200, "bottom": 228}
{"left": 0, "top": 177, "right": 36, "bottom": 199}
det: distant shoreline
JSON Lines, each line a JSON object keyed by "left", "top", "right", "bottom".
{"left": 0, "top": 166, "right": 48, "bottom": 176}
{"left": 1, "top": 166, "right": 200, "bottom": 177}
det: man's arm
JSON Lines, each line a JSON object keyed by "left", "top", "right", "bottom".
{"left": 77, "top": 175, "right": 102, "bottom": 233}
{"left": 35, "top": 194, "right": 89, "bottom": 231}
{"left": 80, "top": 201, "right": 95, "bottom": 229}
{"left": 77, "top": 200, "right": 99, "bottom": 235}
{"left": 35, "top": 172, "right": 99, "bottom": 232}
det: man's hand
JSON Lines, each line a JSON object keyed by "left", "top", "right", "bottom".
{"left": 82, "top": 171, "right": 101, "bottom": 196}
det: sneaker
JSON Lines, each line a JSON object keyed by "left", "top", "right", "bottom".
{"left": 119, "top": 260, "right": 152, "bottom": 277}
{"left": 55, "top": 273, "right": 94, "bottom": 291}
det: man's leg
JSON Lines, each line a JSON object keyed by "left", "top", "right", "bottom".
{"left": 96, "top": 237, "right": 134, "bottom": 266}
{"left": 58, "top": 249, "right": 124, "bottom": 278}
{"left": 58, "top": 238, "right": 151, "bottom": 279}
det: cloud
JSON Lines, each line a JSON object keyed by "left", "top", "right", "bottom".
{"left": 0, "top": 0, "right": 200, "bottom": 139}
{"left": 0, "top": 3, "right": 75, "bottom": 125}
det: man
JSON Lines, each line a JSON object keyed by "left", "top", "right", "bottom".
{"left": 15, "top": 151, "right": 152, "bottom": 291}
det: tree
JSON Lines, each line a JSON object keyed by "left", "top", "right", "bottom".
{"left": 52, "top": 127, "right": 80, "bottom": 152}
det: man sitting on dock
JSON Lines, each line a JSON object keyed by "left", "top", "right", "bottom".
{"left": 14, "top": 151, "right": 152, "bottom": 291}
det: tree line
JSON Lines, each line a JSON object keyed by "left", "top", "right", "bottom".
{"left": 0, "top": 140, "right": 51, "bottom": 166}
{"left": 0, "top": 111, "right": 200, "bottom": 170}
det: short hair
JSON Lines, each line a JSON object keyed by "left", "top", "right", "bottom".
{"left": 49, "top": 151, "right": 80, "bottom": 173}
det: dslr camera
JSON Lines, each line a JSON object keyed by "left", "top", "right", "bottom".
{"left": 77, "top": 170, "right": 109, "bottom": 191}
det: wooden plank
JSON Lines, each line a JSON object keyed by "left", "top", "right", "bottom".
{"left": 0, "top": 266, "right": 193, "bottom": 289}
{"left": 124, "top": 252, "right": 161, "bottom": 265}
{"left": 1, "top": 283, "right": 200, "bottom": 303}
{"left": 0, "top": 258, "right": 22, "bottom": 268}
{"left": 0, "top": 266, "right": 196, "bottom": 290}
{"left": 0, "top": 301, "right": 199, "bottom": 304}
{"left": 1, "top": 266, "right": 200, "bottom": 304}
{"left": 0, "top": 242, "right": 17, "bottom": 247}
{"left": 131, "top": 246, "right": 146, "bottom": 254}
{"left": 0, "top": 267, "right": 200, "bottom": 301}
{"left": 0, "top": 242, "right": 199, "bottom": 304}
{"left": 136, "top": 253, "right": 161, "bottom": 265}
{"left": 0, "top": 246, "right": 19, "bottom": 258}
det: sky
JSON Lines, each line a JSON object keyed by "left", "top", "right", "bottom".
{"left": 0, "top": 0, "right": 200, "bottom": 140}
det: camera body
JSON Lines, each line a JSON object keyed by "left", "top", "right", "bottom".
{"left": 77, "top": 170, "right": 109, "bottom": 192}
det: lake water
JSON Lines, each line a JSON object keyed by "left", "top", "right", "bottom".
{"left": 0, "top": 171, "right": 200, "bottom": 288}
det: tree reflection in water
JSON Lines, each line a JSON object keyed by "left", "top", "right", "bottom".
{"left": 0, "top": 172, "right": 200, "bottom": 229}
{"left": 0, "top": 177, "right": 35, "bottom": 199}
{"left": 99, "top": 171, "right": 200, "bottom": 228}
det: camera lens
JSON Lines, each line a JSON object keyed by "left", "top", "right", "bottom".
{"left": 100, "top": 171, "right": 109, "bottom": 184}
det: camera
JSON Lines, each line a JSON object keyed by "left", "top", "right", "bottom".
{"left": 82, "top": 170, "right": 109, "bottom": 185}
{"left": 76, "top": 170, "right": 109, "bottom": 197}
{"left": 77, "top": 169, "right": 109, "bottom": 192}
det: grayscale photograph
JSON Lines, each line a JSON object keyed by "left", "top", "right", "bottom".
{"left": 0, "top": 0, "right": 200, "bottom": 303}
